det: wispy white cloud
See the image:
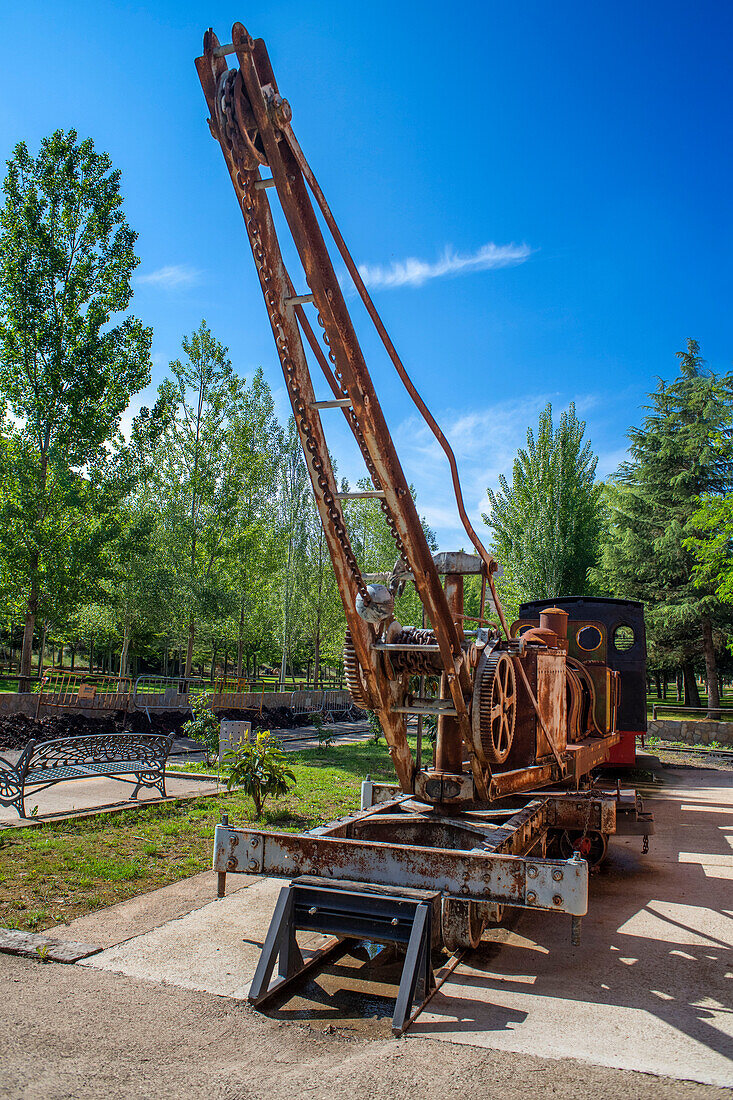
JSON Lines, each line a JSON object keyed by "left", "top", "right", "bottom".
{"left": 135, "top": 264, "right": 201, "bottom": 290}
{"left": 392, "top": 392, "right": 614, "bottom": 549}
{"left": 357, "top": 242, "right": 532, "bottom": 291}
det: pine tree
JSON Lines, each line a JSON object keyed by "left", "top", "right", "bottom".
{"left": 599, "top": 340, "right": 733, "bottom": 714}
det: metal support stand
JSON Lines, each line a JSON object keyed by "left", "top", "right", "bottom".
{"left": 248, "top": 876, "right": 438, "bottom": 1036}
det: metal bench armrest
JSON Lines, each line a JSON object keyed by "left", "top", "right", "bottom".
{"left": 0, "top": 754, "right": 21, "bottom": 781}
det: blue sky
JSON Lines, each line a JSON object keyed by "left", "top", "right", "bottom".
{"left": 1, "top": 0, "right": 731, "bottom": 548}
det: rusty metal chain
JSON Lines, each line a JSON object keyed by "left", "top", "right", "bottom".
{"left": 315, "top": 311, "right": 409, "bottom": 567}
{"left": 215, "top": 79, "right": 368, "bottom": 600}
{"left": 388, "top": 627, "right": 442, "bottom": 675}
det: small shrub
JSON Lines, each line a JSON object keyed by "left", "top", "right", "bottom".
{"left": 182, "top": 695, "right": 220, "bottom": 764}
{"left": 422, "top": 714, "right": 438, "bottom": 746}
{"left": 225, "top": 730, "right": 296, "bottom": 818}
{"left": 366, "top": 710, "right": 382, "bottom": 743}
{"left": 312, "top": 712, "right": 334, "bottom": 747}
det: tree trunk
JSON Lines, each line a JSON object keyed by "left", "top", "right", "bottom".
{"left": 676, "top": 671, "right": 682, "bottom": 702}
{"left": 236, "top": 591, "right": 245, "bottom": 679}
{"left": 119, "top": 624, "right": 130, "bottom": 678}
{"left": 185, "top": 615, "right": 195, "bottom": 678}
{"left": 682, "top": 661, "right": 701, "bottom": 708}
{"left": 19, "top": 542, "right": 41, "bottom": 692}
{"left": 314, "top": 637, "right": 321, "bottom": 691}
{"left": 654, "top": 672, "right": 661, "bottom": 699}
{"left": 701, "top": 615, "right": 721, "bottom": 718}
{"left": 37, "top": 622, "right": 48, "bottom": 678}
{"left": 70, "top": 647, "right": 75, "bottom": 672}
{"left": 661, "top": 673, "right": 667, "bottom": 700}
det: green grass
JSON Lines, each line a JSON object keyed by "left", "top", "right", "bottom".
{"left": 645, "top": 735, "right": 727, "bottom": 752}
{"left": 0, "top": 736, "right": 430, "bottom": 934}
{"left": 646, "top": 687, "right": 733, "bottom": 721}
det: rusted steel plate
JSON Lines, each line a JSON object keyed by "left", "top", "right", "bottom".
{"left": 565, "top": 734, "right": 621, "bottom": 782}
{"left": 545, "top": 795, "right": 617, "bottom": 834}
{"left": 213, "top": 826, "right": 588, "bottom": 915}
{"left": 489, "top": 762, "right": 559, "bottom": 798}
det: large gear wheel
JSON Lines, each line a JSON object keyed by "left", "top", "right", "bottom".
{"left": 471, "top": 648, "right": 517, "bottom": 765}
{"left": 343, "top": 630, "right": 372, "bottom": 709}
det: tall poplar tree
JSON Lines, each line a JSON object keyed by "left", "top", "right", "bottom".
{"left": 0, "top": 130, "right": 151, "bottom": 687}
{"left": 155, "top": 322, "right": 244, "bottom": 677}
{"left": 483, "top": 403, "right": 602, "bottom": 602}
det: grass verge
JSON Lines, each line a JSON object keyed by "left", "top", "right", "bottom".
{"left": 0, "top": 737, "right": 429, "bottom": 934}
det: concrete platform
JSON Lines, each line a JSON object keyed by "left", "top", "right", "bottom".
{"left": 82, "top": 876, "right": 330, "bottom": 999}
{"left": 412, "top": 768, "right": 733, "bottom": 1086}
{"left": 59, "top": 766, "right": 733, "bottom": 1086}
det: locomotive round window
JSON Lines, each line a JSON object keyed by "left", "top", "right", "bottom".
{"left": 613, "top": 624, "right": 635, "bottom": 651}
{"left": 576, "top": 625, "right": 602, "bottom": 652}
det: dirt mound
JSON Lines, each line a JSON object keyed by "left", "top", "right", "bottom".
{"left": 0, "top": 704, "right": 315, "bottom": 750}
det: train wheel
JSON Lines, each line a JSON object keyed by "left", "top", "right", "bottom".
{"left": 441, "top": 898, "right": 485, "bottom": 952}
{"left": 558, "top": 828, "right": 609, "bottom": 869}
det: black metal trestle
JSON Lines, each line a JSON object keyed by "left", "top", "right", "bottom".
{"left": 248, "top": 876, "right": 439, "bottom": 1036}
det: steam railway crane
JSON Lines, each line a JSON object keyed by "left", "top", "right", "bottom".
{"left": 200, "top": 23, "right": 653, "bottom": 980}
{"left": 196, "top": 24, "right": 637, "bottom": 810}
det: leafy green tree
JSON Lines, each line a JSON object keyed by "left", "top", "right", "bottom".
{"left": 686, "top": 493, "right": 733, "bottom": 605}
{"left": 598, "top": 340, "right": 733, "bottom": 713}
{"left": 98, "top": 405, "right": 173, "bottom": 676}
{"left": 483, "top": 403, "right": 602, "bottom": 603}
{"left": 155, "top": 321, "right": 244, "bottom": 677}
{"left": 0, "top": 130, "right": 151, "bottom": 687}
{"left": 225, "top": 730, "right": 296, "bottom": 819}
{"left": 300, "top": 492, "right": 345, "bottom": 686}
{"left": 226, "top": 368, "right": 283, "bottom": 680}
{"left": 276, "top": 417, "right": 310, "bottom": 685}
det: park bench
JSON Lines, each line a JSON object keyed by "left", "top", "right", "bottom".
{"left": 0, "top": 733, "right": 174, "bottom": 818}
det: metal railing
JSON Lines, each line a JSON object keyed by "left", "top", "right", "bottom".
{"left": 651, "top": 703, "right": 733, "bottom": 721}
{"left": 132, "top": 675, "right": 210, "bottom": 712}
{"left": 289, "top": 690, "right": 325, "bottom": 717}
{"left": 37, "top": 671, "right": 132, "bottom": 714}
{"left": 323, "top": 690, "right": 364, "bottom": 721}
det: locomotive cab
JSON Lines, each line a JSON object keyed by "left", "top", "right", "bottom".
{"left": 516, "top": 597, "right": 647, "bottom": 767}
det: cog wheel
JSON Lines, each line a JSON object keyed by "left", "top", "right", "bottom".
{"left": 471, "top": 648, "right": 517, "bottom": 765}
{"left": 343, "top": 630, "right": 372, "bottom": 709}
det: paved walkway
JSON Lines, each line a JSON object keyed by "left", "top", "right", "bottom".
{"left": 41, "top": 765, "right": 733, "bottom": 1087}
{"left": 412, "top": 767, "right": 733, "bottom": 1085}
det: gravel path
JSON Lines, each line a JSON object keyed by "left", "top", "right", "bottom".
{"left": 1, "top": 953, "right": 727, "bottom": 1100}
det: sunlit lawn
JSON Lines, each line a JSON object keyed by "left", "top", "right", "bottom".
{"left": 646, "top": 683, "right": 733, "bottom": 720}
{"left": 0, "top": 737, "right": 430, "bottom": 934}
